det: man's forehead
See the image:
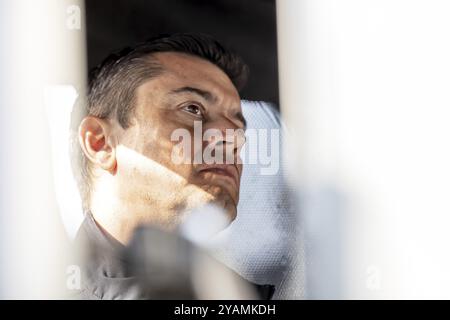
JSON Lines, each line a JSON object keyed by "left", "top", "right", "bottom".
{"left": 152, "top": 52, "right": 238, "bottom": 91}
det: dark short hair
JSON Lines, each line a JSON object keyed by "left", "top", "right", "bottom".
{"left": 70, "top": 33, "right": 249, "bottom": 211}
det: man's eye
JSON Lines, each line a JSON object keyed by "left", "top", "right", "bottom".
{"left": 182, "top": 104, "right": 203, "bottom": 117}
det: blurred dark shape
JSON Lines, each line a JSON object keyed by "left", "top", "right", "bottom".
{"left": 123, "top": 224, "right": 275, "bottom": 299}
{"left": 124, "top": 226, "right": 196, "bottom": 299}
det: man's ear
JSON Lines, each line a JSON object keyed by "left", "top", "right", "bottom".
{"left": 78, "top": 116, "right": 117, "bottom": 174}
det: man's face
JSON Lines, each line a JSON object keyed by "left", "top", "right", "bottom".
{"left": 113, "top": 52, "right": 245, "bottom": 227}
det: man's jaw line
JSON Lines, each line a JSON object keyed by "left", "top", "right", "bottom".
{"left": 89, "top": 145, "right": 238, "bottom": 244}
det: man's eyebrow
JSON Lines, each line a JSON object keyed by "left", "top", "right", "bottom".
{"left": 168, "top": 86, "right": 215, "bottom": 102}
{"left": 236, "top": 111, "right": 247, "bottom": 130}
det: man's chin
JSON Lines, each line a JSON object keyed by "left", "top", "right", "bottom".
{"left": 197, "top": 197, "right": 237, "bottom": 224}
{"left": 186, "top": 182, "right": 238, "bottom": 222}
{"left": 225, "top": 202, "right": 237, "bottom": 222}
{"left": 210, "top": 198, "right": 237, "bottom": 223}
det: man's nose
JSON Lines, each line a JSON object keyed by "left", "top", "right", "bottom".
{"left": 203, "top": 128, "right": 246, "bottom": 152}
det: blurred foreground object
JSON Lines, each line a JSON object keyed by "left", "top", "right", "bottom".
{"left": 126, "top": 224, "right": 260, "bottom": 300}
{"left": 278, "top": 0, "right": 450, "bottom": 298}
{"left": 0, "top": 0, "right": 86, "bottom": 298}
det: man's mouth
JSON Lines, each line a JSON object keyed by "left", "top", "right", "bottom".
{"left": 197, "top": 164, "right": 239, "bottom": 188}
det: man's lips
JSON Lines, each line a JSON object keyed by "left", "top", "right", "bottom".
{"left": 197, "top": 164, "right": 240, "bottom": 188}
